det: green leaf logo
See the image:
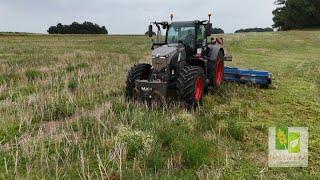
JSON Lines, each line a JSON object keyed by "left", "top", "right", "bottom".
{"left": 288, "top": 132, "right": 301, "bottom": 153}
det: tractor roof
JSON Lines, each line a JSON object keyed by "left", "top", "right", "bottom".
{"left": 170, "top": 20, "right": 207, "bottom": 27}
{"left": 170, "top": 21, "right": 197, "bottom": 27}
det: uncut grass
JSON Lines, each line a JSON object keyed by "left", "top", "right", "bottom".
{"left": 0, "top": 31, "right": 319, "bottom": 178}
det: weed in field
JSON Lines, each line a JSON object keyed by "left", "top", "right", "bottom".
{"left": 176, "top": 136, "right": 214, "bottom": 169}
{"left": 74, "top": 116, "right": 98, "bottom": 137}
{"left": 40, "top": 98, "right": 76, "bottom": 121}
{"left": 68, "top": 77, "right": 78, "bottom": 92}
{"left": 146, "top": 144, "right": 165, "bottom": 170}
{"left": 0, "top": 119, "right": 25, "bottom": 143}
{"left": 66, "top": 63, "right": 89, "bottom": 73}
{"left": 195, "top": 114, "right": 217, "bottom": 132}
{"left": 18, "top": 85, "right": 37, "bottom": 97}
{"left": 25, "top": 70, "right": 42, "bottom": 81}
{"left": 226, "top": 118, "right": 245, "bottom": 141}
{"left": 0, "top": 73, "right": 19, "bottom": 85}
{"left": 76, "top": 63, "right": 89, "bottom": 69}
{"left": 156, "top": 124, "right": 178, "bottom": 148}
{"left": 116, "top": 126, "right": 154, "bottom": 160}
{"left": 66, "top": 63, "right": 75, "bottom": 72}
{"left": 0, "top": 92, "right": 9, "bottom": 101}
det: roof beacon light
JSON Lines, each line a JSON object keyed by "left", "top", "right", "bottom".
{"left": 208, "top": 11, "right": 212, "bottom": 22}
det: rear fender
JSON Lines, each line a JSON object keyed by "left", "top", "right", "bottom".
{"left": 208, "top": 44, "right": 224, "bottom": 62}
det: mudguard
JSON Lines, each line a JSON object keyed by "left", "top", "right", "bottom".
{"left": 205, "top": 44, "right": 224, "bottom": 86}
{"left": 207, "top": 44, "right": 224, "bottom": 61}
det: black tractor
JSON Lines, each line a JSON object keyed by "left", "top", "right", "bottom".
{"left": 125, "top": 13, "right": 228, "bottom": 108}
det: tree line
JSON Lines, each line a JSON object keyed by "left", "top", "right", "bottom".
{"left": 235, "top": 27, "right": 274, "bottom": 33}
{"left": 211, "top": 28, "right": 224, "bottom": 34}
{"left": 47, "top": 21, "right": 108, "bottom": 34}
{"left": 273, "top": 0, "right": 320, "bottom": 30}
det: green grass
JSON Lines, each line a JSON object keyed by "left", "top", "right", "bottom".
{"left": 0, "top": 31, "right": 319, "bottom": 179}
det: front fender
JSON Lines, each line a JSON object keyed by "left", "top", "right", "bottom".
{"left": 208, "top": 44, "right": 224, "bottom": 61}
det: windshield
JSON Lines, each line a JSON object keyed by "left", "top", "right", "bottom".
{"left": 167, "top": 24, "right": 195, "bottom": 49}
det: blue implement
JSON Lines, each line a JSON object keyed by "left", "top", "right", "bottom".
{"left": 223, "top": 66, "right": 272, "bottom": 87}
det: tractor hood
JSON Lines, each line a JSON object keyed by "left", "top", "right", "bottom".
{"left": 152, "top": 45, "right": 177, "bottom": 58}
{"left": 151, "top": 44, "right": 186, "bottom": 72}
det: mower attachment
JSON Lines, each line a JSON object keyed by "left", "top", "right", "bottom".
{"left": 224, "top": 66, "right": 272, "bottom": 87}
{"left": 135, "top": 80, "right": 168, "bottom": 102}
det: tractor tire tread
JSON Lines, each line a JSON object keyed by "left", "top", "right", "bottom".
{"left": 177, "top": 66, "right": 204, "bottom": 108}
{"left": 125, "top": 63, "right": 151, "bottom": 100}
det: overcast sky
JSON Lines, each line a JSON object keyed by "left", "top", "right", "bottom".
{"left": 0, "top": 0, "right": 276, "bottom": 34}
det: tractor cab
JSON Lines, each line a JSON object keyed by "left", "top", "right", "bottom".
{"left": 166, "top": 21, "right": 208, "bottom": 57}
{"left": 148, "top": 20, "right": 212, "bottom": 58}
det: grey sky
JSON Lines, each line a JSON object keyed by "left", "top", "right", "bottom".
{"left": 0, "top": 0, "right": 276, "bottom": 34}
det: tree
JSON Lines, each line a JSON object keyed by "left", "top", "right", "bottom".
{"left": 235, "top": 27, "right": 274, "bottom": 33}
{"left": 211, "top": 28, "right": 224, "bottom": 34}
{"left": 47, "top": 22, "right": 108, "bottom": 34}
{"left": 273, "top": 0, "right": 320, "bottom": 30}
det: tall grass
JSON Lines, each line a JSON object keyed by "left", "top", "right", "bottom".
{"left": 0, "top": 31, "right": 319, "bottom": 178}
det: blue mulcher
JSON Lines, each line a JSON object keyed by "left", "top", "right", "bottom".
{"left": 224, "top": 66, "right": 272, "bottom": 88}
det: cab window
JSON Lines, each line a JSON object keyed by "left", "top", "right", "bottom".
{"left": 167, "top": 25, "right": 195, "bottom": 49}
{"left": 197, "top": 25, "right": 206, "bottom": 45}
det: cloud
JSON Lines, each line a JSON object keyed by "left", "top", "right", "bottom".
{"left": 0, "top": 0, "right": 276, "bottom": 34}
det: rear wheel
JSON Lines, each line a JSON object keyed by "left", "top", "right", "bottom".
{"left": 210, "top": 51, "right": 224, "bottom": 92}
{"left": 177, "top": 66, "right": 205, "bottom": 108}
{"left": 125, "top": 63, "right": 151, "bottom": 101}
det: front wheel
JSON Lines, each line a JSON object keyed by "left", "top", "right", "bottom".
{"left": 125, "top": 63, "right": 151, "bottom": 101}
{"left": 177, "top": 66, "right": 205, "bottom": 108}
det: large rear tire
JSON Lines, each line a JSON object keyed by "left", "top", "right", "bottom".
{"left": 125, "top": 63, "right": 151, "bottom": 101}
{"left": 177, "top": 66, "right": 205, "bottom": 108}
{"left": 209, "top": 51, "right": 224, "bottom": 93}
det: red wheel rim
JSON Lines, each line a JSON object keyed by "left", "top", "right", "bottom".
{"left": 216, "top": 58, "right": 223, "bottom": 86}
{"left": 194, "top": 77, "right": 203, "bottom": 102}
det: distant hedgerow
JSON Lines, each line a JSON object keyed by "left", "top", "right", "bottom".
{"left": 235, "top": 27, "right": 274, "bottom": 33}
{"left": 47, "top": 21, "right": 108, "bottom": 34}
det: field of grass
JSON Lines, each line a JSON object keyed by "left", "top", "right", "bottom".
{"left": 0, "top": 30, "right": 319, "bottom": 179}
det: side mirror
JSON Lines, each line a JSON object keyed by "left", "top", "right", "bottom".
{"left": 148, "top": 25, "right": 153, "bottom": 37}
{"left": 206, "top": 23, "right": 212, "bottom": 37}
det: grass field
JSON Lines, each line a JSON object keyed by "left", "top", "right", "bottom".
{"left": 0, "top": 30, "right": 319, "bottom": 179}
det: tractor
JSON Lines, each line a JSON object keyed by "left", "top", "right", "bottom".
{"left": 125, "top": 13, "right": 230, "bottom": 108}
